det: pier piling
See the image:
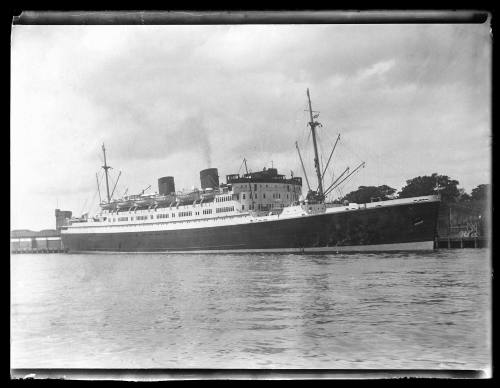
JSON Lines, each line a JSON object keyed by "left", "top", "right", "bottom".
{"left": 435, "top": 236, "right": 487, "bottom": 249}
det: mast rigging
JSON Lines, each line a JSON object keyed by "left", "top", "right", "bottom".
{"left": 140, "top": 185, "right": 151, "bottom": 195}
{"left": 96, "top": 172, "right": 102, "bottom": 203}
{"left": 295, "top": 141, "right": 311, "bottom": 192}
{"left": 327, "top": 161, "right": 365, "bottom": 195}
{"left": 110, "top": 171, "right": 122, "bottom": 200}
{"left": 321, "top": 133, "right": 341, "bottom": 181}
{"left": 324, "top": 166, "right": 350, "bottom": 197}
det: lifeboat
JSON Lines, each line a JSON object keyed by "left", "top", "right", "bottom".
{"left": 116, "top": 198, "right": 135, "bottom": 209}
{"left": 201, "top": 189, "right": 215, "bottom": 201}
{"left": 134, "top": 195, "right": 156, "bottom": 207}
{"left": 176, "top": 190, "right": 201, "bottom": 205}
{"left": 100, "top": 200, "right": 119, "bottom": 211}
{"left": 154, "top": 195, "right": 175, "bottom": 206}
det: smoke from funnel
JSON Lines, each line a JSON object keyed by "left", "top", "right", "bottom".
{"left": 182, "top": 113, "right": 212, "bottom": 167}
{"left": 201, "top": 131, "right": 212, "bottom": 167}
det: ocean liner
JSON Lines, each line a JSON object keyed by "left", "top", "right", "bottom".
{"left": 61, "top": 90, "right": 440, "bottom": 253}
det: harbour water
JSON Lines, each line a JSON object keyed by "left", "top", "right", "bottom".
{"left": 11, "top": 249, "right": 491, "bottom": 370}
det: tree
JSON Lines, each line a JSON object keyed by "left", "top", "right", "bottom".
{"left": 458, "top": 188, "right": 471, "bottom": 202}
{"left": 398, "top": 173, "right": 460, "bottom": 203}
{"left": 342, "top": 185, "right": 396, "bottom": 204}
{"left": 470, "top": 184, "right": 490, "bottom": 201}
{"left": 377, "top": 185, "right": 397, "bottom": 199}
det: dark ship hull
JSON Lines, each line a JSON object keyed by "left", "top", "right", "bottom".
{"left": 62, "top": 200, "right": 439, "bottom": 253}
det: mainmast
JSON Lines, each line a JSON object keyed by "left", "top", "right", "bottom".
{"left": 306, "top": 88, "right": 324, "bottom": 200}
{"left": 102, "top": 143, "right": 111, "bottom": 203}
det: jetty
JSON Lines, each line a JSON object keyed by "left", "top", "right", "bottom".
{"left": 11, "top": 209, "right": 70, "bottom": 254}
{"left": 10, "top": 229, "right": 67, "bottom": 254}
{"left": 434, "top": 200, "right": 489, "bottom": 249}
{"left": 434, "top": 236, "right": 488, "bottom": 249}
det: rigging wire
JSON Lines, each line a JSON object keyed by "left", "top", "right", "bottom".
{"left": 329, "top": 133, "right": 365, "bottom": 193}
{"left": 329, "top": 167, "right": 335, "bottom": 185}
{"left": 341, "top": 135, "right": 404, "bottom": 198}
{"left": 107, "top": 172, "right": 116, "bottom": 200}
{"left": 86, "top": 188, "right": 98, "bottom": 215}
{"left": 96, "top": 170, "right": 106, "bottom": 203}
{"left": 79, "top": 196, "right": 89, "bottom": 216}
{"left": 337, "top": 186, "right": 344, "bottom": 200}
{"left": 294, "top": 106, "right": 314, "bottom": 189}
{"left": 298, "top": 103, "right": 310, "bottom": 146}
{"left": 324, "top": 168, "right": 336, "bottom": 199}
{"left": 317, "top": 131, "right": 325, "bottom": 183}
{"left": 237, "top": 158, "right": 246, "bottom": 175}
{"left": 341, "top": 137, "right": 366, "bottom": 165}
{"left": 342, "top": 137, "right": 392, "bottom": 189}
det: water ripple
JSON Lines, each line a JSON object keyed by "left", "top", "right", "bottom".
{"left": 11, "top": 249, "right": 491, "bottom": 369}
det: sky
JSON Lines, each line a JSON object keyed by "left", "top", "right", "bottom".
{"left": 11, "top": 22, "right": 491, "bottom": 231}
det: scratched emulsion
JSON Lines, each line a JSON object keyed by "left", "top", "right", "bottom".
{"left": 11, "top": 250, "right": 491, "bottom": 369}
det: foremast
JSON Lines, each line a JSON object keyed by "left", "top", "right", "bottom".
{"left": 306, "top": 88, "right": 325, "bottom": 202}
{"left": 102, "top": 143, "right": 112, "bottom": 203}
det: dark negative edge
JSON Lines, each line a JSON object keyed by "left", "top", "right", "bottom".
{"left": 12, "top": 10, "right": 490, "bottom": 25}
{"left": 10, "top": 368, "right": 487, "bottom": 380}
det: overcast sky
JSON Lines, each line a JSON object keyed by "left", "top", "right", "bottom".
{"left": 11, "top": 22, "right": 491, "bottom": 230}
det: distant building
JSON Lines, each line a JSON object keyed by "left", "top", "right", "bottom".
{"left": 55, "top": 209, "right": 72, "bottom": 230}
{"left": 11, "top": 209, "right": 72, "bottom": 252}
{"left": 11, "top": 229, "right": 60, "bottom": 238}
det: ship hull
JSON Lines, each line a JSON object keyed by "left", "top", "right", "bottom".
{"left": 62, "top": 200, "right": 439, "bottom": 253}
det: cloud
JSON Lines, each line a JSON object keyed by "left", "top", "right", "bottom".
{"left": 356, "top": 59, "right": 396, "bottom": 81}
{"left": 11, "top": 23, "right": 491, "bottom": 230}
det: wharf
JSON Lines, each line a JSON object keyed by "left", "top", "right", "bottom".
{"left": 434, "top": 236, "right": 488, "bottom": 249}
{"left": 11, "top": 246, "right": 67, "bottom": 254}
{"left": 11, "top": 229, "right": 66, "bottom": 254}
